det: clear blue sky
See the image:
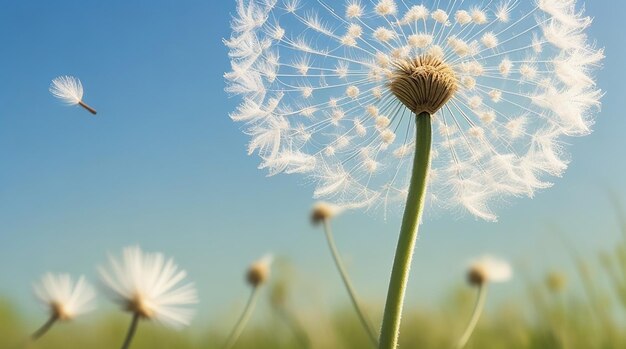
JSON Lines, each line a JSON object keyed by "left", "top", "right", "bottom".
{"left": 1, "top": 0, "right": 625, "bottom": 326}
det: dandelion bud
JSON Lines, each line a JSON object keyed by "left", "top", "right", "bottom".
{"left": 247, "top": 254, "right": 273, "bottom": 287}
{"left": 310, "top": 201, "right": 342, "bottom": 225}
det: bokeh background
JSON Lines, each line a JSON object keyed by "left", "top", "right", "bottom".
{"left": 1, "top": 0, "right": 626, "bottom": 348}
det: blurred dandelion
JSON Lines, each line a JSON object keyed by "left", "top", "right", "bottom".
{"left": 310, "top": 202, "right": 377, "bottom": 346}
{"left": 546, "top": 271, "right": 567, "bottom": 294}
{"left": 458, "top": 255, "right": 512, "bottom": 348}
{"left": 98, "top": 246, "right": 198, "bottom": 349}
{"left": 31, "top": 273, "right": 96, "bottom": 340}
{"left": 49, "top": 76, "right": 98, "bottom": 115}
{"left": 224, "top": 254, "right": 273, "bottom": 349}
{"left": 225, "top": 0, "right": 601, "bottom": 347}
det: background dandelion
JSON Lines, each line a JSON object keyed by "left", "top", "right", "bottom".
{"left": 225, "top": 0, "right": 603, "bottom": 221}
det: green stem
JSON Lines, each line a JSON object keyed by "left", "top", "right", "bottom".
{"left": 323, "top": 219, "right": 378, "bottom": 346}
{"left": 223, "top": 286, "right": 261, "bottom": 349}
{"left": 275, "top": 306, "right": 311, "bottom": 349}
{"left": 120, "top": 313, "right": 140, "bottom": 349}
{"left": 379, "top": 112, "right": 432, "bottom": 349}
{"left": 30, "top": 315, "right": 58, "bottom": 341}
{"left": 456, "top": 285, "right": 488, "bottom": 349}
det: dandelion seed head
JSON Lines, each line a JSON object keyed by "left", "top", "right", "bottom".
{"left": 98, "top": 246, "right": 198, "bottom": 329}
{"left": 247, "top": 254, "right": 273, "bottom": 287}
{"left": 225, "top": 0, "right": 603, "bottom": 220}
{"left": 34, "top": 273, "right": 96, "bottom": 321}
{"left": 467, "top": 256, "right": 512, "bottom": 286}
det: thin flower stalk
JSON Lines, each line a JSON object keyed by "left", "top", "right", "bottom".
{"left": 320, "top": 216, "right": 378, "bottom": 346}
{"left": 456, "top": 284, "right": 488, "bottom": 349}
{"left": 120, "top": 313, "right": 141, "bottom": 349}
{"left": 223, "top": 286, "right": 262, "bottom": 349}
{"left": 30, "top": 315, "right": 59, "bottom": 341}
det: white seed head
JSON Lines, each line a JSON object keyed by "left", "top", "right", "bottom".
{"left": 467, "top": 256, "right": 512, "bottom": 286}
{"left": 34, "top": 273, "right": 95, "bottom": 321}
{"left": 225, "top": 0, "right": 603, "bottom": 221}
{"left": 311, "top": 201, "right": 344, "bottom": 224}
{"left": 98, "top": 246, "right": 198, "bottom": 329}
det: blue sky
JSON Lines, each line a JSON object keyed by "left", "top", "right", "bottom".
{"left": 1, "top": 0, "right": 625, "bottom": 326}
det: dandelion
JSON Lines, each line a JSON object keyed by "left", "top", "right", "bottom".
{"left": 225, "top": 1, "right": 601, "bottom": 347}
{"left": 457, "top": 255, "right": 512, "bottom": 348}
{"left": 546, "top": 271, "right": 567, "bottom": 294}
{"left": 49, "top": 76, "right": 97, "bottom": 115}
{"left": 31, "top": 273, "right": 96, "bottom": 340}
{"left": 98, "top": 246, "right": 198, "bottom": 349}
{"left": 224, "top": 254, "right": 273, "bottom": 349}
{"left": 310, "top": 202, "right": 378, "bottom": 346}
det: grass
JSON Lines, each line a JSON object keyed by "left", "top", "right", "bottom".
{"left": 4, "top": 212, "right": 626, "bottom": 349}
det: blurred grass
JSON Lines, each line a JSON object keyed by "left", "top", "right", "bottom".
{"left": 4, "top": 259, "right": 626, "bottom": 349}
{"left": 5, "top": 210, "right": 626, "bottom": 348}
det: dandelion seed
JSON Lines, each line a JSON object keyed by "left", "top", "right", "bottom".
{"left": 31, "top": 273, "right": 95, "bottom": 340}
{"left": 99, "top": 246, "right": 198, "bottom": 349}
{"left": 225, "top": 0, "right": 603, "bottom": 220}
{"left": 49, "top": 76, "right": 97, "bottom": 115}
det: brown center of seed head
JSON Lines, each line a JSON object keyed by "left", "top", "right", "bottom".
{"left": 467, "top": 267, "right": 486, "bottom": 287}
{"left": 127, "top": 294, "right": 155, "bottom": 319}
{"left": 388, "top": 55, "right": 458, "bottom": 115}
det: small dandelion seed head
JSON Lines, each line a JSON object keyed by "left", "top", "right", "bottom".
{"left": 34, "top": 273, "right": 96, "bottom": 321}
{"left": 310, "top": 201, "right": 343, "bottom": 224}
{"left": 246, "top": 254, "right": 273, "bottom": 287}
{"left": 389, "top": 55, "right": 458, "bottom": 115}
{"left": 467, "top": 256, "right": 512, "bottom": 286}
{"left": 98, "top": 246, "right": 198, "bottom": 329}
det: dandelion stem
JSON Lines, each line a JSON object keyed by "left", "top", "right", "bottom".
{"left": 78, "top": 100, "right": 97, "bottom": 115}
{"left": 120, "top": 313, "right": 140, "bottom": 349}
{"left": 224, "top": 286, "right": 261, "bottom": 349}
{"left": 379, "top": 112, "right": 431, "bottom": 349}
{"left": 275, "top": 306, "right": 311, "bottom": 349}
{"left": 322, "top": 218, "right": 378, "bottom": 346}
{"left": 456, "top": 285, "right": 488, "bottom": 349}
{"left": 30, "top": 315, "right": 58, "bottom": 341}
